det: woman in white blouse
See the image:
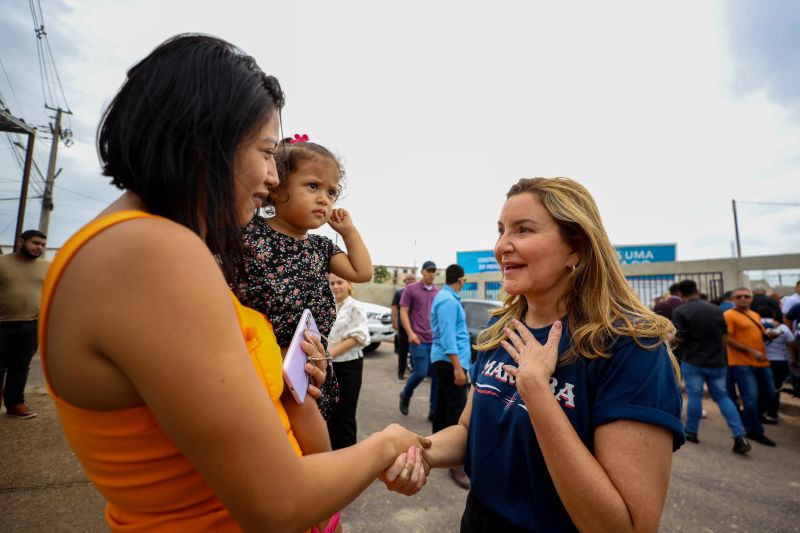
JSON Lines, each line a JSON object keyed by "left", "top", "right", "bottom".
{"left": 327, "top": 273, "right": 371, "bottom": 449}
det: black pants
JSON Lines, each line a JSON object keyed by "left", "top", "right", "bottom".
{"left": 326, "top": 357, "right": 363, "bottom": 450}
{"left": 461, "top": 490, "right": 533, "bottom": 532}
{"left": 767, "top": 360, "right": 789, "bottom": 417}
{"left": 432, "top": 361, "right": 468, "bottom": 433}
{"left": 395, "top": 328, "right": 409, "bottom": 377}
{"left": 0, "top": 320, "right": 39, "bottom": 408}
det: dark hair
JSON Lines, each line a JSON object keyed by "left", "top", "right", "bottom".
{"left": 668, "top": 283, "right": 680, "bottom": 295}
{"left": 757, "top": 306, "right": 775, "bottom": 319}
{"left": 677, "top": 279, "right": 697, "bottom": 297}
{"left": 269, "top": 138, "right": 345, "bottom": 206}
{"left": 445, "top": 264, "right": 465, "bottom": 285}
{"left": 97, "top": 33, "right": 284, "bottom": 284}
{"left": 20, "top": 229, "right": 46, "bottom": 241}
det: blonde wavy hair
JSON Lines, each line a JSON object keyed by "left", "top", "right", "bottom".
{"left": 475, "top": 178, "right": 679, "bottom": 376}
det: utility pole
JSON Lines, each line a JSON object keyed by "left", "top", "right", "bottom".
{"left": 14, "top": 131, "right": 37, "bottom": 250}
{"left": 731, "top": 199, "right": 742, "bottom": 258}
{"left": 39, "top": 106, "right": 71, "bottom": 235}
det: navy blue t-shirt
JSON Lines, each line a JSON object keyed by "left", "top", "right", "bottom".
{"left": 466, "top": 321, "right": 684, "bottom": 532}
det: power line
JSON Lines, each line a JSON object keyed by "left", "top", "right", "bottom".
{"left": 54, "top": 184, "right": 107, "bottom": 204}
{"left": 29, "top": 0, "right": 71, "bottom": 114}
{"left": 0, "top": 58, "right": 23, "bottom": 113}
{"left": 7, "top": 137, "right": 46, "bottom": 189}
{"left": 737, "top": 200, "right": 800, "bottom": 207}
{"left": 0, "top": 195, "right": 42, "bottom": 201}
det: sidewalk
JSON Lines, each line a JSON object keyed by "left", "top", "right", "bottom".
{"left": 2, "top": 348, "right": 799, "bottom": 532}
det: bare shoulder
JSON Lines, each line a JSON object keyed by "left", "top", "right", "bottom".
{"left": 82, "top": 216, "right": 213, "bottom": 268}
{"left": 46, "top": 216, "right": 236, "bottom": 408}
{"left": 62, "top": 215, "right": 235, "bottom": 338}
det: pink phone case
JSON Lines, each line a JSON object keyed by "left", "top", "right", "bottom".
{"left": 282, "top": 309, "right": 320, "bottom": 404}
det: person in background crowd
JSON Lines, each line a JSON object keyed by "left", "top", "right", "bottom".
{"left": 429, "top": 264, "right": 472, "bottom": 489}
{"left": 757, "top": 307, "right": 796, "bottom": 424}
{"left": 751, "top": 286, "right": 783, "bottom": 323}
{"left": 672, "top": 279, "right": 750, "bottom": 454}
{"left": 785, "top": 301, "right": 800, "bottom": 330}
{"left": 769, "top": 292, "right": 782, "bottom": 307}
{"left": 719, "top": 291, "right": 735, "bottom": 312}
{"left": 653, "top": 283, "right": 683, "bottom": 320}
{"left": 724, "top": 288, "right": 777, "bottom": 447}
{"left": 0, "top": 229, "right": 49, "bottom": 419}
{"left": 780, "top": 281, "right": 800, "bottom": 316}
{"left": 399, "top": 260, "right": 439, "bottom": 420}
{"left": 779, "top": 289, "right": 800, "bottom": 398}
{"left": 392, "top": 273, "right": 417, "bottom": 382}
{"left": 326, "top": 274, "right": 371, "bottom": 450}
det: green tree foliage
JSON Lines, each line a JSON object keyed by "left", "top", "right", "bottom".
{"left": 373, "top": 265, "right": 391, "bottom": 284}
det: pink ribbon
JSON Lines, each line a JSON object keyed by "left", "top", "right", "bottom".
{"left": 290, "top": 133, "right": 310, "bottom": 144}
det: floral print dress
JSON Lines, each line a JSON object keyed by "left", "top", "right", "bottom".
{"left": 239, "top": 216, "right": 342, "bottom": 347}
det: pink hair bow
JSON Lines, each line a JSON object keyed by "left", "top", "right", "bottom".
{"left": 290, "top": 133, "right": 310, "bottom": 144}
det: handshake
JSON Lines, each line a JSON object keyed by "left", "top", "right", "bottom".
{"left": 377, "top": 425, "right": 434, "bottom": 496}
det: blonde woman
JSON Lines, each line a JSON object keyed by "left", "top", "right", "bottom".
{"left": 326, "top": 273, "right": 371, "bottom": 449}
{"left": 387, "top": 178, "right": 684, "bottom": 532}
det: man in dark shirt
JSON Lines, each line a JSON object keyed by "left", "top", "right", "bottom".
{"left": 785, "top": 302, "right": 800, "bottom": 398}
{"left": 751, "top": 286, "right": 782, "bottom": 323}
{"left": 672, "top": 279, "right": 750, "bottom": 454}
{"left": 654, "top": 283, "right": 683, "bottom": 320}
{"left": 391, "top": 273, "right": 416, "bottom": 381}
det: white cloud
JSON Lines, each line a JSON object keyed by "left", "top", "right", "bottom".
{"left": 1, "top": 0, "right": 798, "bottom": 268}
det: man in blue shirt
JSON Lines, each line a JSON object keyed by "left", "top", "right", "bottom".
{"left": 430, "top": 264, "right": 472, "bottom": 489}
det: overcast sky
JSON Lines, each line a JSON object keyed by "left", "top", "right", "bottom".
{"left": 1, "top": 1, "right": 799, "bottom": 269}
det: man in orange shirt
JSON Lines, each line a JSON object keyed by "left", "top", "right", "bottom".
{"left": 724, "top": 287, "right": 776, "bottom": 447}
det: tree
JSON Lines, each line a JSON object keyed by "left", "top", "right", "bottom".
{"left": 373, "top": 265, "right": 391, "bottom": 284}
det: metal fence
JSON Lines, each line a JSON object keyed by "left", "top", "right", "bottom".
{"left": 459, "top": 281, "right": 504, "bottom": 301}
{"left": 486, "top": 281, "right": 503, "bottom": 300}
{"left": 461, "top": 282, "right": 479, "bottom": 300}
{"left": 626, "top": 272, "right": 724, "bottom": 306}
{"left": 463, "top": 274, "right": 726, "bottom": 306}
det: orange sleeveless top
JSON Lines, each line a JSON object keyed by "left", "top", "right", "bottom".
{"left": 39, "top": 210, "right": 302, "bottom": 532}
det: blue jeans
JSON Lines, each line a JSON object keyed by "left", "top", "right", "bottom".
{"left": 401, "top": 343, "right": 437, "bottom": 414}
{"left": 729, "top": 365, "right": 771, "bottom": 435}
{"left": 682, "top": 362, "right": 745, "bottom": 438}
{"left": 751, "top": 366, "right": 776, "bottom": 414}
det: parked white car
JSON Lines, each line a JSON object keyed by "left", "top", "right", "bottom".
{"left": 358, "top": 301, "right": 396, "bottom": 352}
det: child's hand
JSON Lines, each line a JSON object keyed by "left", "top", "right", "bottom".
{"left": 327, "top": 208, "right": 354, "bottom": 235}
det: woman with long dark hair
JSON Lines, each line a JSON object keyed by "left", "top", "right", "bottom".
{"left": 39, "top": 34, "right": 427, "bottom": 532}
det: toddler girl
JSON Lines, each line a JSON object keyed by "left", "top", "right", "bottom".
{"left": 239, "top": 135, "right": 372, "bottom": 456}
{"left": 240, "top": 135, "right": 372, "bottom": 348}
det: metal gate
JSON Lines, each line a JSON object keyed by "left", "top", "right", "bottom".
{"left": 626, "top": 272, "right": 724, "bottom": 307}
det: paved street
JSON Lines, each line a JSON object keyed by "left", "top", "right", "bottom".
{"left": 2, "top": 343, "right": 799, "bottom": 532}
